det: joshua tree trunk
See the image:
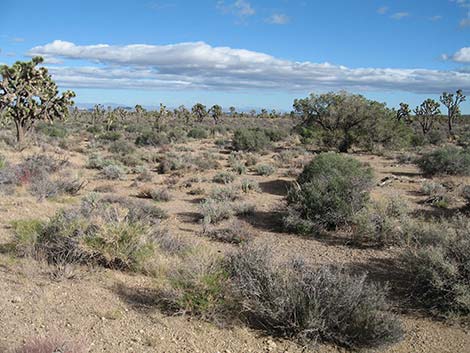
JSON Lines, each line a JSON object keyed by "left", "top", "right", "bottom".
{"left": 14, "top": 119, "right": 25, "bottom": 144}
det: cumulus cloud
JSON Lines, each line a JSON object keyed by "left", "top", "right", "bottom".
{"left": 449, "top": 47, "right": 470, "bottom": 62}
{"left": 266, "top": 13, "right": 290, "bottom": 25}
{"left": 28, "top": 40, "right": 470, "bottom": 93}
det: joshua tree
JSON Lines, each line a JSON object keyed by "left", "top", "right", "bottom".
{"left": 209, "top": 104, "right": 223, "bottom": 124}
{"left": 192, "top": 103, "right": 207, "bottom": 123}
{"left": 154, "top": 103, "right": 168, "bottom": 131}
{"left": 396, "top": 102, "right": 411, "bottom": 123}
{"left": 414, "top": 99, "right": 441, "bottom": 135}
{"left": 0, "top": 56, "right": 75, "bottom": 144}
{"left": 440, "top": 89, "right": 466, "bottom": 136}
{"left": 175, "top": 105, "right": 191, "bottom": 124}
{"left": 229, "top": 106, "right": 236, "bottom": 117}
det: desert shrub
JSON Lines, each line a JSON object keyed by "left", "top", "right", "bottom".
{"left": 98, "top": 195, "right": 168, "bottom": 223}
{"left": 263, "top": 127, "right": 287, "bottom": 142}
{"left": 13, "top": 335, "right": 87, "bottom": 353}
{"left": 15, "top": 154, "right": 67, "bottom": 184}
{"left": 167, "top": 128, "right": 187, "bottom": 143}
{"left": 285, "top": 153, "right": 374, "bottom": 233}
{"left": 232, "top": 128, "right": 271, "bottom": 152}
{"left": 135, "top": 130, "right": 169, "bottom": 146}
{"left": 157, "top": 153, "right": 187, "bottom": 174}
{"left": 254, "top": 164, "right": 276, "bottom": 176}
{"left": 203, "top": 221, "right": 254, "bottom": 244}
{"left": 416, "top": 146, "right": 470, "bottom": 176}
{"left": 231, "top": 201, "right": 256, "bottom": 216}
{"left": 29, "top": 175, "right": 85, "bottom": 201}
{"left": 400, "top": 216, "right": 470, "bottom": 315}
{"left": 101, "top": 164, "right": 126, "bottom": 180}
{"left": 93, "top": 184, "right": 115, "bottom": 193}
{"left": 240, "top": 178, "right": 260, "bottom": 193}
{"left": 35, "top": 121, "right": 68, "bottom": 139}
{"left": 244, "top": 153, "right": 259, "bottom": 166}
{"left": 187, "top": 127, "right": 208, "bottom": 139}
{"left": 225, "top": 246, "right": 403, "bottom": 348}
{"left": 13, "top": 196, "right": 163, "bottom": 271}
{"left": 191, "top": 152, "right": 220, "bottom": 171}
{"left": 151, "top": 226, "right": 191, "bottom": 255}
{"left": 199, "top": 198, "right": 233, "bottom": 224}
{"left": 0, "top": 154, "right": 5, "bottom": 169}
{"left": 212, "top": 171, "right": 236, "bottom": 184}
{"left": 108, "top": 140, "right": 136, "bottom": 155}
{"left": 164, "top": 255, "right": 228, "bottom": 318}
{"left": 274, "top": 150, "right": 298, "bottom": 167}
{"left": 210, "top": 185, "right": 240, "bottom": 201}
{"left": 135, "top": 166, "right": 153, "bottom": 182}
{"left": 228, "top": 154, "right": 247, "bottom": 175}
{"left": 137, "top": 187, "right": 172, "bottom": 202}
{"left": 462, "top": 185, "right": 470, "bottom": 205}
{"left": 99, "top": 131, "right": 122, "bottom": 141}
{"left": 352, "top": 197, "right": 408, "bottom": 246}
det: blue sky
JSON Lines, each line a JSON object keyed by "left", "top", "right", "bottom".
{"left": 1, "top": 0, "right": 470, "bottom": 112}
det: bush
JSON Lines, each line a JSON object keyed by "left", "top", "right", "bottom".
{"left": 137, "top": 187, "right": 172, "bottom": 202}
{"left": 254, "top": 164, "right": 276, "bottom": 176}
{"left": 12, "top": 195, "right": 162, "bottom": 271}
{"left": 400, "top": 216, "right": 470, "bottom": 316}
{"left": 108, "top": 140, "right": 136, "bottom": 155}
{"left": 101, "top": 164, "right": 126, "bottom": 180}
{"left": 212, "top": 171, "right": 236, "bottom": 184}
{"left": 187, "top": 127, "right": 208, "bottom": 139}
{"left": 416, "top": 146, "right": 470, "bottom": 176}
{"left": 135, "top": 130, "right": 169, "bottom": 146}
{"left": 351, "top": 197, "right": 408, "bottom": 246}
{"left": 240, "top": 178, "right": 260, "bottom": 193}
{"left": 285, "top": 153, "right": 374, "bottom": 233}
{"left": 225, "top": 246, "right": 403, "bottom": 348}
{"left": 232, "top": 128, "right": 271, "bottom": 152}
{"left": 199, "top": 198, "right": 233, "bottom": 224}
{"left": 210, "top": 185, "right": 239, "bottom": 201}
{"left": 203, "top": 221, "right": 254, "bottom": 244}
{"left": 99, "top": 131, "right": 122, "bottom": 141}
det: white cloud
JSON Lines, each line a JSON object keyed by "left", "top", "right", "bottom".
{"left": 429, "top": 15, "right": 443, "bottom": 21}
{"left": 377, "top": 6, "right": 388, "bottom": 15}
{"left": 217, "top": 0, "right": 255, "bottom": 18}
{"left": 266, "top": 13, "right": 290, "bottom": 25}
{"left": 449, "top": 47, "right": 470, "bottom": 62}
{"left": 28, "top": 40, "right": 470, "bottom": 93}
{"left": 390, "top": 12, "right": 410, "bottom": 20}
{"left": 460, "top": 16, "right": 470, "bottom": 27}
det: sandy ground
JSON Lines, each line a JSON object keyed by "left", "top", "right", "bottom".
{"left": 0, "top": 139, "right": 469, "bottom": 352}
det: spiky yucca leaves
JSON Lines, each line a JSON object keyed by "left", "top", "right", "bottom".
{"left": 0, "top": 56, "right": 75, "bottom": 143}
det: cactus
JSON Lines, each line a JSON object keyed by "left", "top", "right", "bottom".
{"left": 0, "top": 56, "right": 75, "bottom": 144}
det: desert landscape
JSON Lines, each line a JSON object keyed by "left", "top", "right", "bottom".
{"left": 1, "top": 1, "right": 470, "bottom": 352}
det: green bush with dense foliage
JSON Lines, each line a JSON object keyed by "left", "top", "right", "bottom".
{"left": 285, "top": 153, "right": 374, "bottom": 233}
{"left": 416, "top": 146, "right": 470, "bottom": 176}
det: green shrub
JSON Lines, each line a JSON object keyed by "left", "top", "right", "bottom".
{"left": 101, "top": 164, "right": 127, "bottom": 180}
{"left": 12, "top": 196, "right": 163, "bottom": 271}
{"left": 352, "top": 197, "right": 408, "bottom": 246}
{"left": 187, "top": 127, "right": 209, "bottom": 139}
{"left": 240, "top": 178, "right": 260, "bottom": 193}
{"left": 254, "top": 164, "right": 276, "bottom": 176}
{"left": 416, "top": 146, "right": 470, "bottom": 176}
{"left": 108, "top": 140, "right": 136, "bottom": 155}
{"left": 135, "top": 130, "right": 169, "bottom": 146}
{"left": 35, "top": 122, "right": 68, "bottom": 138}
{"left": 200, "top": 198, "right": 233, "bottom": 224}
{"left": 225, "top": 246, "right": 403, "bottom": 348}
{"left": 99, "top": 131, "right": 122, "bottom": 141}
{"left": 232, "top": 128, "right": 271, "bottom": 152}
{"left": 285, "top": 153, "right": 374, "bottom": 233}
{"left": 400, "top": 216, "right": 470, "bottom": 316}
{"left": 210, "top": 185, "right": 239, "bottom": 201}
{"left": 212, "top": 171, "right": 236, "bottom": 184}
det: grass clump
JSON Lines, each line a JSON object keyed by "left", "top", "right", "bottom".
{"left": 199, "top": 198, "right": 233, "bottom": 224}
{"left": 225, "top": 245, "right": 403, "bottom": 348}
{"left": 284, "top": 152, "right": 374, "bottom": 234}
{"left": 416, "top": 146, "right": 470, "bottom": 176}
